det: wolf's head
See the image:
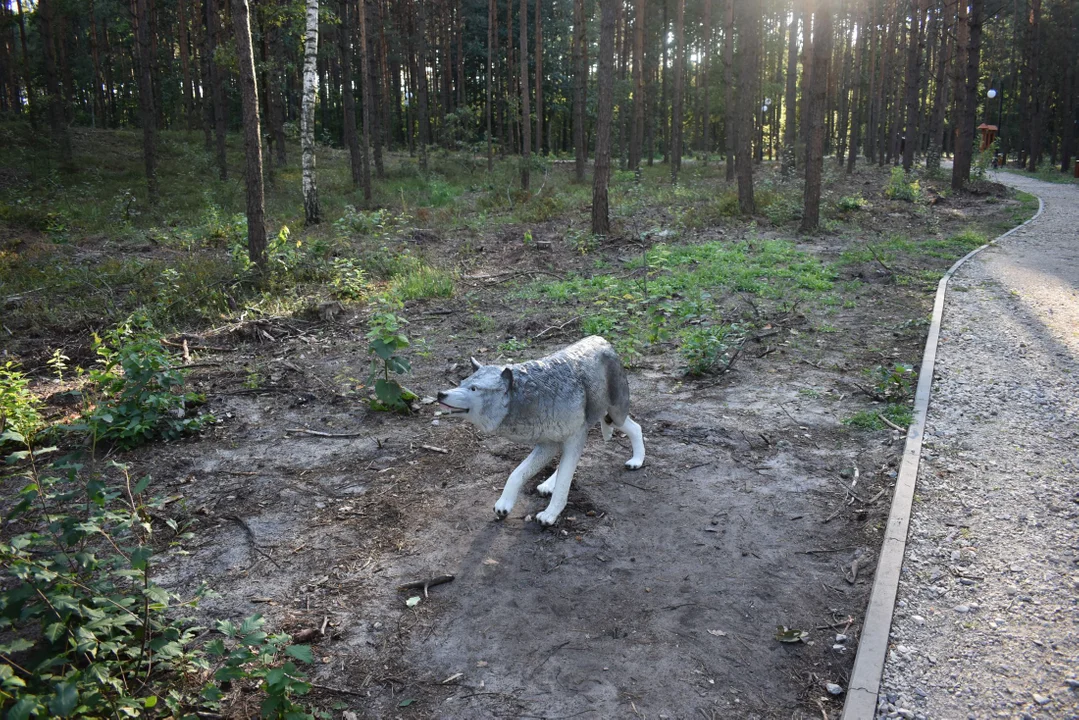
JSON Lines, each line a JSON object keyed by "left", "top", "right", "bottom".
{"left": 436, "top": 358, "right": 514, "bottom": 433}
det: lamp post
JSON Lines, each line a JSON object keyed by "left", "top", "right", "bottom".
{"left": 987, "top": 80, "right": 1004, "bottom": 163}
{"left": 758, "top": 97, "right": 771, "bottom": 163}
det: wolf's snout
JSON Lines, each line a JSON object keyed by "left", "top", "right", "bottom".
{"left": 437, "top": 391, "right": 447, "bottom": 401}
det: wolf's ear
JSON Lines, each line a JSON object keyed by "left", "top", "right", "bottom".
{"left": 470, "top": 356, "right": 482, "bottom": 371}
{"left": 501, "top": 367, "right": 514, "bottom": 393}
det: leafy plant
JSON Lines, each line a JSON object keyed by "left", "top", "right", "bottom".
{"left": 835, "top": 195, "right": 869, "bottom": 212}
{"left": 0, "top": 443, "right": 319, "bottom": 720}
{"left": 679, "top": 324, "right": 744, "bottom": 376}
{"left": 366, "top": 301, "right": 415, "bottom": 412}
{"left": 47, "top": 349, "right": 71, "bottom": 383}
{"left": 329, "top": 258, "right": 368, "bottom": 301}
{"left": 884, "top": 166, "right": 922, "bottom": 202}
{"left": 867, "top": 363, "right": 917, "bottom": 401}
{"left": 0, "top": 362, "right": 42, "bottom": 444}
{"left": 77, "top": 317, "right": 213, "bottom": 450}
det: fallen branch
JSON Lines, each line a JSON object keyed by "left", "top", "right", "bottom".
{"left": 308, "top": 682, "right": 367, "bottom": 697}
{"left": 286, "top": 428, "right": 366, "bottom": 438}
{"left": 877, "top": 413, "right": 905, "bottom": 432}
{"left": 533, "top": 315, "right": 581, "bottom": 340}
{"left": 397, "top": 574, "right": 455, "bottom": 598}
{"left": 419, "top": 444, "right": 450, "bottom": 454}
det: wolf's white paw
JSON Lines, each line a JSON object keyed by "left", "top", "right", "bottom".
{"left": 536, "top": 480, "right": 555, "bottom": 497}
{"left": 625, "top": 457, "right": 644, "bottom": 470}
{"left": 494, "top": 497, "right": 514, "bottom": 518}
{"left": 535, "top": 509, "right": 561, "bottom": 526}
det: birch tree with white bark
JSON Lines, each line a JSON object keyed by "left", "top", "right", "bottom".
{"left": 302, "top": 0, "right": 321, "bottom": 226}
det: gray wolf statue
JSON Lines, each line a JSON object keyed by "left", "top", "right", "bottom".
{"left": 437, "top": 336, "right": 645, "bottom": 526}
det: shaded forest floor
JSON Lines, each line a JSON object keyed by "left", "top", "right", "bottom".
{"left": 0, "top": 124, "right": 1038, "bottom": 719}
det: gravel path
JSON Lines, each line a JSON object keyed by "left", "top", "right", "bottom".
{"left": 875, "top": 173, "right": 1079, "bottom": 719}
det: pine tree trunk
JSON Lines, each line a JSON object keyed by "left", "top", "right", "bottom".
{"left": 89, "top": 0, "right": 106, "bottom": 127}
{"left": 1026, "top": 0, "right": 1042, "bottom": 171}
{"left": 37, "top": 0, "right": 72, "bottom": 165}
{"left": 735, "top": 0, "right": 757, "bottom": 214}
{"left": 801, "top": 0, "right": 833, "bottom": 232}
{"left": 178, "top": 0, "right": 196, "bottom": 128}
{"left": 14, "top": 0, "right": 34, "bottom": 125}
{"left": 1060, "top": 11, "right": 1076, "bottom": 174}
{"left": 417, "top": 0, "right": 430, "bottom": 171}
{"left": 535, "top": 0, "right": 543, "bottom": 156}
{"left": 574, "top": 0, "right": 587, "bottom": 181}
{"left": 519, "top": 0, "right": 530, "bottom": 190}
{"left": 340, "top": 0, "right": 363, "bottom": 186}
{"left": 660, "top": 0, "right": 668, "bottom": 163}
{"left": 699, "top": 0, "right": 711, "bottom": 159}
{"left": 592, "top": 0, "right": 617, "bottom": 235}
{"left": 134, "top": 0, "right": 157, "bottom": 199}
{"left": 207, "top": 0, "right": 228, "bottom": 179}
{"left": 358, "top": 0, "right": 373, "bottom": 199}
{"left": 925, "top": 0, "right": 953, "bottom": 173}
{"left": 630, "top": 0, "right": 645, "bottom": 171}
{"left": 670, "top": 0, "right": 684, "bottom": 183}
{"left": 487, "top": 0, "right": 495, "bottom": 171}
{"left": 951, "top": 0, "right": 981, "bottom": 189}
{"left": 902, "top": 0, "right": 927, "bottom": 171}
{"left": 232, "top": 0, "right": 267, "bottom": 270}
{"left": 846, "top": 1, "right": 868, "bottom": 173}
{"left": 271, "top": 19, "right": 288, "bottom": 165}
{"left": 302, "top": 0, "right": 322, "bottom": 224}
{"left": 722, "top": 0, "right": 734, "bottom": 179}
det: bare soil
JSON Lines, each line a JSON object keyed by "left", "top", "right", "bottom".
{"left": 3, "top": 162, "right": 1031, "bottom": 719}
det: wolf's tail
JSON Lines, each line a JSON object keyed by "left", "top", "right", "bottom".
{"left": 601, "top": 415, "right": 614, "bottom": 442}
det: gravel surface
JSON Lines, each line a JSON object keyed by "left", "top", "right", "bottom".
{"left": 876, "top": 173, "right": 1079, "bottom": 719}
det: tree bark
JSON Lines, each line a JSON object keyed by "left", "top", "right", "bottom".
{"left": 519, "top": 0, "right": 531, "bottom": 190}
{"left": 699, "top": 0, "right": 711, "bottom": 159}
{"left": 722, "top": 0, "right": 734, "bottom": 179}
{"left": 574, "top": 0, "right": 587, "bottom": 181}
{"left": 535, "top": 0, "right": 543, "bottom": 156}
{"left": 37, "top": 0, "right": 72, "bottom": 165}
{"left": 1026, "top": 0, "right": 1042, "bottom": 171}
{"left": 206, "top": 0, "right": 228, "bottom": 179}
{"left": 358, "top": 0, "right": 373, "bottom": 199}
{"left": 592, "top": 0, "right": 617, "bottom": 235}
{"left": 735, "top": 0, "right": 757, "bottom": 214}
{"left": 902, "top": 0, "right": 928, "bottom": 170}
{"left": 951, "top": 0, "right": 981, "bottom": 189}
{"left": 417, "top": 0, "right": 430, "bottom": 171}
{"left": 630, "top": 0, "right": 646, "bottom": 171}
{"left": 925, "top": 0, "right": 954, "bottom": 173}
{"left": 801, "top": 0, "right": 833, "bottom": 232}
{"left": 14, "top": 0, "right": 34, "bottom": 124}
{"left": 340, "top": 0, "right": 363, "bottom": 186}
{"left": 302, "top": 0, "right": 322, "bottom": 224}
{"left": 487, "top": 0, "right": 495, "bottom": 171}
{"left": 780, "top": 11, "right": 798, "bottom": 175}
{"left": 670, "top": 0, "right": 685, "bottom": 183}
{"left": 178, "top": 0, "right": 196, "bottom": 129}
{"left": 134, "top": 0, "right": 157, "bottom": 199}
{"left": 847, "top": 1, "right": 868, "bottom": 173}
{"left": 232, "top": 0, "right": 268, "bottom": 270}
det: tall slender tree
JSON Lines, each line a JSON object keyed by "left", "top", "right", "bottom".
{"left": 629, "top": 0, "right": 646, "bottom": 171}
{"left": 952, "top": 0, "right": 982, "bottom": 189}
{"left": 340, "top": 0, "right": 363, "bottom": 186}
{"left": 781, "top": 10, "right": 799, "bottom": 175}
{"left": 801, "top": 1, "right": 834, "bottom": 231}
{"left": 359, "top": 0, "right": 373, "bottom": 200}
{"left": 519, "top": 0, "right": 531, "bottom": 190}
{"left": 535, "top": 0, "right": 543, "bottom": 156}
{"left": 133, "top": 0, "right": 157, "bottom": 200}
{"left": 670, "top": 0, "right": 685, "bottom": 182}
{"left": 302, "top": 0, "right": 322, "bottom": 224}
{"left": 592, "top": 0, "right": 617, "bottom": 234}
{"left": 735, "top": 0, "right": 758, "bottom": 214}
{"left": 723, "top": 0, "right": 734, "bottom": 180}
{"left": 232, "top": 0, "right": 268, "bottom": 270}
{"left": 487, "top": 0, "right": 495, "bottom": 171}
{"left": 574, "top": 0, "right": 588, "bottom": 181}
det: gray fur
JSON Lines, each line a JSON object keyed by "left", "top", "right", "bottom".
{"left": 437, "top": 336, "right": 645, "bottom": 526}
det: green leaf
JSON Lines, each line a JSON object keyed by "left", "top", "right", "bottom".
{"left": 44, "top": 622, "right": 67, "bottom": 643}
{"left": 6, "top": 695, "right": 41, "bottom": 720}
{"left": 0, "top": 638, "right": 35, "bottom": 654}
{"left": 398, "top": 698, "right": 417, "bottom": 707}
{"left": 214, "top": 665, "right": 246, "bottom": 683}
{"left": 6, "top": 450, "right": 30, "bottom": 464}
{"left": 133, "top": 475, "right": 152, "bottom": 495}
{"left": 49, "top": 681, "right": 78, "bottom": 717}
{"left": 370, "top": 339, "right": 396, "bottom": 361}
{"left": 239, "top": 614, "right": 264, "bottom": 635}
{"left": 143, "top": 695, "right": 158, "bottom": 709}
{"left": 130, "top": 546, "right": 153, "bottom": 570}
{"left": 374, "top": 379, "right": 404, "bottom": 407}
{"left": 774, "top": 625, "right": 809, "bottom": 643}
{"left": 204, "top": 638, "right": 227, "bottom": 656}
{"left": 284, "top": 644, "right": 314, "bottom": 664}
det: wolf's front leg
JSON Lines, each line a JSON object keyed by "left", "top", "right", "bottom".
{"left": 495, "top": 443, "right": 560, "bottom": 518}
{"left": 535, "top": 429, "right": 588, "bottom": 526}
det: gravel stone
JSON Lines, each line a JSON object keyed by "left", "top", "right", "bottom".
{"left": 876, "top": 174, "right": 1079, "bottom": 719}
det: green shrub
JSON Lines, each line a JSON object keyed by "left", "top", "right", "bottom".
{"left": 0, "top": 446, "right": 318, "bottom": 720}
{"left": 77, "top": 317, "right": 213, "bottom": 450}
{"left": 835, "top": 195, "right": 869, "bottom": 212}
{"left": 366, "top": 301, "right": 416, "bottom": 412}
{"left": 885, "top": 167, "right": 922, "bottom": 202}
{"left": 0, "top": 362, "right": 42, "bottom": 444}
{"left": 389, "top": 265, "right": 455, "bottom": 301}
{"left": 329, "top": 258, "right": 369, "bottom": 300}
{"left": 680, "top": 324, "right": 744, "bottom": 376}
{"left": 867, "top": 362, "right": 917, "bottom": 401}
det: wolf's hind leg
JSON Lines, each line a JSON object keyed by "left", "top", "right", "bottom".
{"left": 536, "top": 430, "right": 588, "bottom": 526}
{"left": 615, "top": 416, "right": 646, "bottom": 469}
{"left": 601, "top": 415, "right": 614, "bottom": 442}
{"left": 495, "top": 443, "right": 560, "bottom": 518}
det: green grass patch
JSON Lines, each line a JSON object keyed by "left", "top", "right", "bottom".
{"left": 844, "top": 403, "right": 913, "bottom": 431}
